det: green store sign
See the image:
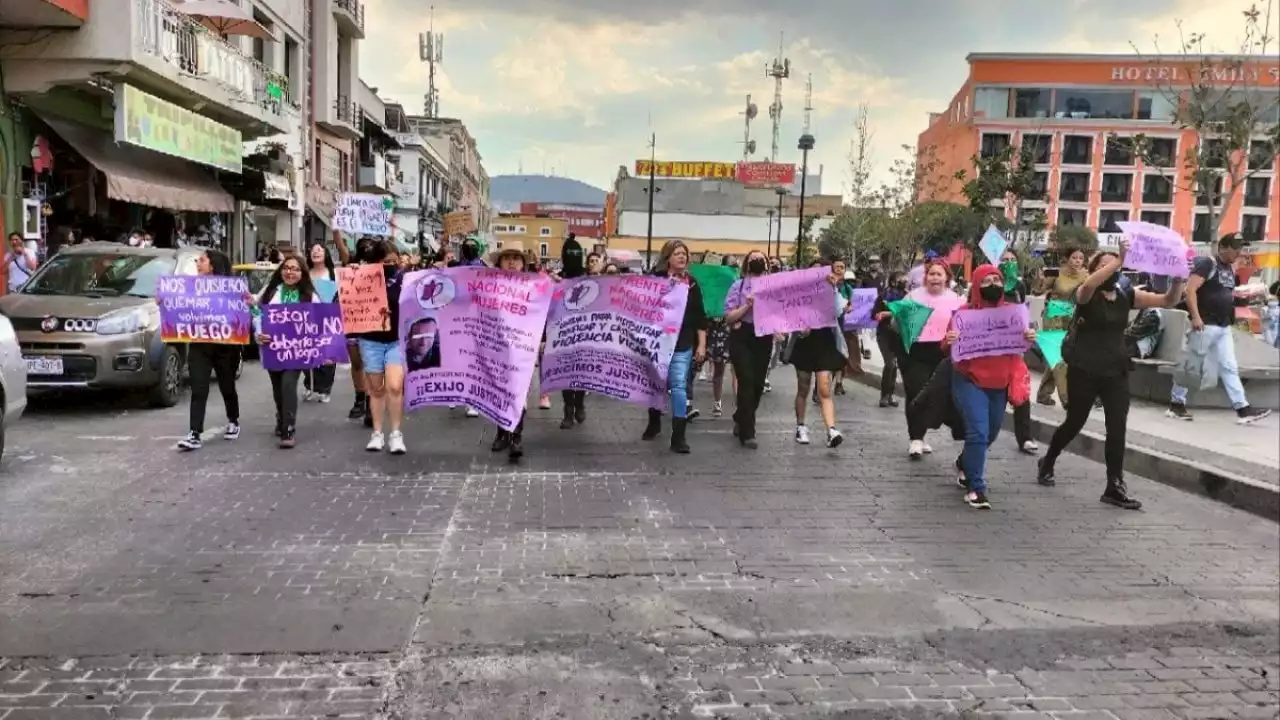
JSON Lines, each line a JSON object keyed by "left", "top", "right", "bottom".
{"left": 113, "top": 84, "right": 243, "bottom": 173}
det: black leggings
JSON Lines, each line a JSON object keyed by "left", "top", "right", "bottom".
{"left": 187, "top": 344, "right": 240, "bottom": 433}
{"left": 728, "top": 324, "right": 773, "bottom": 440}
{"left": 900, "top": 342, "right": 946, "bottom": 441}
{"left": 874, "top": 327, "right": 901, "bottom": 398}
{"left": 1044, "top": 365, "right": 1130, "bottom": 478}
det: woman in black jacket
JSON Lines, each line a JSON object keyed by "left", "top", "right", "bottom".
{"left": 643, "top": 240, "right": 708, "bottom": 453}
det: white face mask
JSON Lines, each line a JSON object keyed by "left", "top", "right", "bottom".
{"left": 127, "top": 235, "right": 141, "bottom": 247}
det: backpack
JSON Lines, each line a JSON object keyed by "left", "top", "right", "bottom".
{"left": 1125, "top": 308, "right": 1164, "bottom": 359}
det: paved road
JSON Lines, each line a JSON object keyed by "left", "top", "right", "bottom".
{"left": 1, "top": 364, "right": 1276, "bottom": 719}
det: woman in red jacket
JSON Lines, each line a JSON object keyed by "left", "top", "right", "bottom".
{"left": 943, "top": 264, "right": 1037, "bottom": 509}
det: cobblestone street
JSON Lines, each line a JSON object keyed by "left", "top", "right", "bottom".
{"left": 1, "top": 368, "right": 1276, "bottom": 719}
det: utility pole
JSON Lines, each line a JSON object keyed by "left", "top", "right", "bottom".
{"left": 765, "top": 33, "right": 790, "bottom": 163}
{"left": 645, "top": 133, "right": 656, "bottom": 270}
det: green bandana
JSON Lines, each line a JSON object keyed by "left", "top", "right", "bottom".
{"left": 999, "top": 261, "right": 1019, "bottom": 292}
{"left": 280, "top": 286, "right": 300, "bottom": 304}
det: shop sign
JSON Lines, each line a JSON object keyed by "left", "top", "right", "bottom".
{"left": 634, "top": 160, "right": 737, "bottom": 179}
{"left": 736, "top": 161, "right": 796, "bottom": 187}
{"left": 113, "top": 84, "right": 243, "bottom": 173}
{"left": 262, "top": 172, "right": 292, "bottom": 202}
{"left": 1110, "top": 64, "right": 1280, "bottom": 85}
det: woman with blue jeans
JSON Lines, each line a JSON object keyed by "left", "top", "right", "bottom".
{"left": 349, "top": 238, "right": 407, "bottom": 454}
{"left": 642, "top": 240, "right": 708, "bottom": 454}
{"left": 943, "top": 264, "right": 1038, "bottom": 510}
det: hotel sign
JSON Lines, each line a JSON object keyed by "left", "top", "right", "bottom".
{"left": 1110, "top": 64, "right": 1280, "bottom": 85}
{"left": 113, "top": 84, "right": 242, "bottom": 173}
{"left": 635, "top": 160, "right": 737, "bottom": 179}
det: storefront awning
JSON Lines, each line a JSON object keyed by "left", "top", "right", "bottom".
{"left": 41, "top": 116, "right": 234, "bottom": 213}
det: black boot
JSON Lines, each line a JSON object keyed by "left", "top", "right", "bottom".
{"left": 491, "top": 430, "right": 511, "bottom": 453}
{"left": 560, "top": 404, "right": 575, "bottom": 429}
{"left": 362, "top": 395, "right": 374, "bottom": 428}
{"left": 274, "top": 413, "right": 284, "bottom": 438}
{"left": 573, "top": 393, "right": 586, "bottom": 424}
{"left": 508, "top": 433, "right": 524, "bottom": 462}
{"left": 642, "top": 409, "right": 662, "bottom": 440}
{"left": 1101, "top": 476, "right": 1142, "bottom": 510}
{"left": 670, "top": 417, "right": 690, "bottom": 454}
{"left": 348, "top": 392, "right": 366, "bottom": 421}
{"left": 1036, "top": 457, "right": 1056, "bottom": 487}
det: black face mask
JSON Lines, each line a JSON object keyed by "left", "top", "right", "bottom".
{"left": 461, "top": 244, "right": 479, "bottom": 261}
{"left": 1099, "top": 273, "right": 1119, "bottom": 291}
{"left": 355, "top": 242, "right": 380, "bottom": 264}
{"left": 747, "top": 258, "right": 766, "bottom": 275}
{"left": 979, "top": 285, "right": 1003, "bottom": 304}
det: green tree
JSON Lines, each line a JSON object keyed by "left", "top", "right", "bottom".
{"left": 1048, "top": 224, "right": 1100, "bottom": 253}
{"left": 954, "top": 140, "right": 1046, "bottom": 252}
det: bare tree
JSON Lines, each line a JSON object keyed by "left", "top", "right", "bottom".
{"left": 1120, "top": 2, "right": 1280, "bottom": 248}
{"left": 846, "top": 103, "right": 874, "bottom": 208}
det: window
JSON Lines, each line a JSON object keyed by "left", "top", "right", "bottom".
{"left": 1140, "top": 210, "right": 1172, "bottom": 227}
{"left": 539, "top": 226, "right": 552, "bottom": 237}
{"left": 539, "top": 242, "right": 549, "bottom": 258}
{"left": 1193, "top": 214, "right": 1213, "bottom": 244}
{"left": 339, "top": 151, "right": 350, "bottom": 191}
{"left": 1137, "top": 91, "right": 1176, "bottom": 121}
{"left": 1142, "top": 175, "right": 1173, "bottom": 204}
{"left": 1196, "top": 174, "right": 1224, "bottom": 206}
{"left": 1146, "top": 138, "right": 1177, "bottom": 167}
{"left": 1104, "top": 138, "right": 1135, "bottom": 166}
{"left": 1062, "top": 135, "right": 1093, "bottom": 165}
{"left": 1057, "top": 208, "right": 1088, "bottom": 227}
{"left": 1059, "top": 172, "right": 1091, "bottom": 203}
{"left": 1053, "top": 89, "right": 1135, "bottom": 119}
{"left": 973, "top": 88, "right": 1009, "bottom": 119}
{"left": 1028, "top": 172, "right": 1049, "bottom": 200}
{"left": 251, "top": 11, "right": 274, "bottom": 65}
{"left": 1021, "top": 134, "right": 1052, "bottom": 165}
{"left": 1100, "top": 173, "right": 1133, "bottom": 203}
{"left": 1242, "top": 213, "right": 1267, "bottom": 242}
{"left": 284, "top": 36, "right": 300, "bottom": 106}
{"left": 1249, "top": 140, "right": 1276, "bottom": 171}
{"left": 980, "top": 133, "right": 1011, "bottom": 159}
{"left": 1013, "top": 88, "right": 1052, "bottom": 118}
{"left": 1244, "top": 177, "right": 1271, "bottom": 208}
{"left": 1202, "top": 139, "right": 1227, "bottom": 169}
{"left": 1098, "top": 209, "right": 1129, "bottom": 233}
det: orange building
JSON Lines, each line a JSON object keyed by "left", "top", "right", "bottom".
{"left": 917, "top": 53, "right": 1280, "bottom": 254}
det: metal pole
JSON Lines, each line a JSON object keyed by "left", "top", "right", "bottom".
{"left": 645, "top": 133, "right": 655, "bottom": 271}
{"left": 766, "top": 210, "right": 774, "bottom": 254}
{"left": 796, "top": 149, "right": 809, "bottom": 264}
{"left": 775, "top": 191, "right": 784, "bottom": 262}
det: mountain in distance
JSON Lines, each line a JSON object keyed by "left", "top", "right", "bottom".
{"left": 490, "top": 174, "right": 607, "bottom": 212}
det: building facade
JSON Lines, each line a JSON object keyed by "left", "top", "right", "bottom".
{"left": 407, "top": 116, "right": 490, "bottom": 238}
{"left": 518, "top": 202, "right": 604, "bottom": 239}
{"left": 386, "top": 104, "right": 449, "bottom": 254}
{"left": 917, "top": 53, "right": 1280, "bottom": 251}
{"left": 303, "top": 0, "right": 363, "bottom": 247}
{"left": 493, "top": 214, "right": 568, "bottom": 261}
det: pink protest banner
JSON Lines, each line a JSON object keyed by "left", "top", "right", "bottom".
{"left": 950, "top": 304, "right": 1031, "bottom": 362}
{"left": 1117, "top": 220, "right": 1191, "bottom": 279}
{"left": 750, "top": 266, "right": 838, "bottom": 337}
{"left": 397, "top": 267, "right": 554, "bottom": 431}
{"left": 540, "top": 275, "right": 689, "bottom": 410}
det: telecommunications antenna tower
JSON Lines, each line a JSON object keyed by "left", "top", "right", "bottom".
{"left": 803, "top": 73, "right": 813, "bottom": 134}
{"left": 418, "top": 7, "right": 444, "bottom": 117}
{"left": 741, "top": 95, "right": 758, "bottom": 161}
{"left": 765, "top": 32, "right": 790, "bottom": 162}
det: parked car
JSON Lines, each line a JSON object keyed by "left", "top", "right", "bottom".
{"left": 233, "top": 262, "right": 277, "bottom": 361}
{"left": 0, "top": 243, "right": 232, "bottom": 407}
{"left": 0, "top": 313, "right": 28, "bottom": 460}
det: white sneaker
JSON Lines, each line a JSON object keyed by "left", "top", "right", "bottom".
{"left": 449, "top": 404, "right": 458, "bottom": 410}
{"left": 303, "top": 390, "right": 314, "bottom": 402}
{"left": 366, "top": 431, "right": 385, "bottom": 452}
{"left": 388, "top": 431, "right": 407, "bottom": 455}
{"left": 223, "top": 422, "right": 240, "bottom": 440}
{"left": 712, "top": 401, "right": 723, "bottom": 418}
{"left": 466, "top": 407, "right": 480, "bottom": 418}
{"left": 909, "top": 440, "right": 924, "bottom": 459}
{"left": 795, "top": 426, "right": 811, "bottom": 445}
{"left": 1021, "top": 440, "right": 1039, "bottom": 454}
{"left": 921, "top": 442, "right": 933, "bottom": 454}
{"left": 698, "top": 368, "right": 709, "bottom": 382}
{"left": 826, "top": 428, "right": 843, "bottom": 448}
{"left": 318, "top": 393, "right": 331, "bottom": 404}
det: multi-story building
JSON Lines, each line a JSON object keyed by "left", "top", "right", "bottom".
{"left": 0, "top": 0, "right": 303, "bottom": 262}
{"left": 303, "top": 0, "right": 363, "bottom": 246}
{"left": 408, "top": 116, "right": 489, "bottom": 237}
{"left": 492, "top": 214, "right": 568, "bottom": 262}
{"left": 385, "top": 102, "right": 449, "bottom": 253}
{"left": 518, "top": 202, "right": 605, "bottom": 239}
{"left": 917, "top": 53, "right": 1280, "bottom": 253}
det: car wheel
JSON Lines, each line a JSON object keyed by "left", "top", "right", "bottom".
{"left": 148, "top": 346, "right": 184, "bottom": 408}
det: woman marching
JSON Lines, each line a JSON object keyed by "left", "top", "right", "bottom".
{"left": 252, "top": 255, "right": 322, "bottom": 448}
{"left": 489, "top": 243, "right": 537, "bottom": 461}
{"left": 557, "top": 236, "right": 588, "bottom": 427}
{"left": 723, "top": 250, "right": 773, "bottom": 448}
{"left": 642, "top": 240, "right": 708, "bottom": 454}
{"left": 943, "top": 264, "right": 1038, "bottom": 509}
{"left": 787, "top": 258, "right": 848, "bottom": 448}
{"left": 1036, "top": 242, "right": 1185, "bottom": 509}
{"left": 176, "top": 250, "right": 242, "bottom": 451}
{"left": 1037, "top": 246, "right": 1088, "bottom": 407}
{"left": 303, "top": 242, "right": 339, "bottom": 404}
{"left": 351, "top": 238, "right": 408, "bottom": 454}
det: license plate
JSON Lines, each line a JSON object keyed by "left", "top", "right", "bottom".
{"left": 24, "top": 356, "right": 64, "bottom": 375}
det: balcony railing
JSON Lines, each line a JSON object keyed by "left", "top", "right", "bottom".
{"left": 334, "top": 95, "right": 359, "bottom": 126}
{"left": 134, "top": 0, "right": 291, "bottom": 120}
{"left": 334, "top": 0, "right": 365, "bottom": 32}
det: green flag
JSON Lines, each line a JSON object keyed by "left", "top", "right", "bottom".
{"left": 688, "top": 264, "right": 738, "bottom": 318}
{"left": 887, "top": 298, "right": 934, "bottom": 352}
{"left": 1037, "top": 329, "right": 1068, "bottom": 369}
{"left": 1046, "top": 298, "right": 1075, "bottom": 319}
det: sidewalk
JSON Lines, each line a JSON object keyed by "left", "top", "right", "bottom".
{"left": 847, "top": 339, "right": 1280, "bottom": 520}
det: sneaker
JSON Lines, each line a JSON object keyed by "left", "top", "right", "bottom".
{"left": 279, "top": 429, "right": 296, "bottom": 449}
{"left": 826, "top": 427, "right": 843, "bottom": 448}
{"left": 965, "top": 491, "right": 991, "bottom": 509}
{"left": 1101, "top": 478, "right": 1142, "bottom": 510}
{"left": 449, "top": 404, "right": 458, "bottom": 410}
{"left": 318, "top": 393, "right": 331, "bottom": 404}
{"left": 176, "top": 431, "right": 202, "bottom": 451}
{"left": 1020, "top": 440, "right": 1039, "bottom": 454}
{"left": 538, "top": 395, "right": 552, "bottom": 410}
{"left": 508, "top": 435, "right": 524, "bottom": 461}
{"left": 366, "top": 431, "right": 385, "bottom": 452}
{"left": 1036, "top": 457, "right": 1056, "bottom": 487}
{"left": 1037, "top": 396, "right": 1057, "bottom": 407}
{"left": 466, "top": 407, "right": 480, "bottom": 418}
{"left": 908, "top": 440, "right": 924, "bottom": 459}
{"left": 956, "top": 457, "right": 967, "bottom": 488}
{"left": 687, "top": 407, "right": 701, "bottom": 422}
{"left": 921, "top": 442, "right": 933, "bottom": 454}
{"left": 388, "top": 431, "right": 407, "bottom": 455}
{"left": 1237, "top": 406, "right": 1272, "bottom": 425}
{"left": 697, "top": 367, "right": 709, "bottom": 382}
{"left": 1165, "top": 403, "right": 1193, "bottom": 421}
{"left": 763, "top": 379, "right": 772, "bottom": 393}
{"left": 223, "top": 422, "right": 241, "bottom": 440}
{"left": 303, "top": 389, "right": 314, "bottom": 402}
{"left": 795, "top": 426, "right": 811, "bottom": 445}
{"left": 712, "top": 401, "right": 723, "bottom": 418}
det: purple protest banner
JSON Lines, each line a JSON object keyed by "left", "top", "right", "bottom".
{"left": 1117, "top": 220, "right": 1191, "bottom": 279}
{"left": 260, "top": 302, "right": 347, "bottom": 370}
{"left": 750, "top": 266, "right": 838, "bottom": 337}
{"left": 540, "top": 275, "right": 689, "bottom": 410}
{"left": 157, "top": 275, "right": 251, "bottom": 344}
{"left": 398, "top": 267, "right": 554, "bottom": 431}
{"left": 842, "top": 288, "right": 878, "bottom": 330}
{"left": 950, "top": 304, "right": 1031, "bottom": 362}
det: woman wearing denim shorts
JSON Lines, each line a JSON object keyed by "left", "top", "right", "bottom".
{"left": 350, "top": 238, "right": 408, "bottom": 454}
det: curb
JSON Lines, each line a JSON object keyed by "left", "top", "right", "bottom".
{"left": 847, "top": 363, "right": 1280, "bottom": 523}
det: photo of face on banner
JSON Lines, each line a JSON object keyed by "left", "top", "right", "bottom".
{"left": 406, "top": 316, "right": 442, "bottom": 372}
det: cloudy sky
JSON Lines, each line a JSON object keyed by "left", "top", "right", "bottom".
{"left": 359, "top": 0, "right": 1263, "bottom": 197}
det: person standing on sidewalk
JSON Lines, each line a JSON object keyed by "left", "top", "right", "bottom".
{"left": 1037, "top": 247, "right": 1087, "bottom": 407}
{"left": 1167, "top": 233, "right": 1272, "bottom": 425}
{"left": 724, "top": 251, "right": 772, "bottom": 449}
{"left": 999, "top": 249, "right": 1038, "bottom": 453}
{"left": 6, "top": 232, "right": 37, "bottom": 293}
{"left": 177, "top": 250, "right": 242, "bottom": 451}
{"left": 1037, "top": 244, "right": 1187, "bottom": 509}
{"left": 252, "top": 256, "right": 320, "bottom": 448}
{"left": 641, "top": 240, "right": 707, "bottom": 454}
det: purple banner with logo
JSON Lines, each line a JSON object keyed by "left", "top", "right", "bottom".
{"left": 540, "top": 275, "right": 689, "bottom": 410}
{"left": 750, "top": 266, "right": 838, "bottom": 336}
{"left": 842, "top": 288, "right": 878, "bottom": 330}
{"left": 260, "top": 302, "right": 347, "bottom": 371}
{"left": 950, "top": 304, "right": 1031, "bottom": 362}
{"left": 398, "top": 267, "right": 554, "bottom": 431}
{"left": 157, "top": 275, "right": 251, "bottom": 344}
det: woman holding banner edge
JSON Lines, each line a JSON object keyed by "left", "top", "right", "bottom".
{"left": 250, "top": 256, "right": 321, "bottom": 448}
{"left": 787, "top": 258, "right": 849, "bottom": 449}
{"left": 643, "top": 240, "right": 707, "bottom": 454}
{"left": 724, "top": 250, "right": 773, "bottom": 449}
{"left": 176, "top": 250, "right": 244, "bottom": 452}
{"left": 488, "top": 243, "right": 536, "bottom": 461}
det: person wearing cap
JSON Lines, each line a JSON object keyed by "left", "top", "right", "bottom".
{"left": 1167, "top": 232, "right": 1272, "bottom": 424}
{"left": 556, "top": 234, "right": 589, "bottom": 427}
{"left": 487, "top": 241, "right": 536, "bottom": 461}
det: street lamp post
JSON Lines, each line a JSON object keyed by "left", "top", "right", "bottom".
{"left": 796, "top": 133, "right": 815, "bottom": 265}
{"left": 774, "top": 186, "right": 786, "bottom": 263}
{"left": 766, "top": 209, "right": 775, "bottom": 253}
{"left": 644, "top": 132, "right": 657, "bottom": 271}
